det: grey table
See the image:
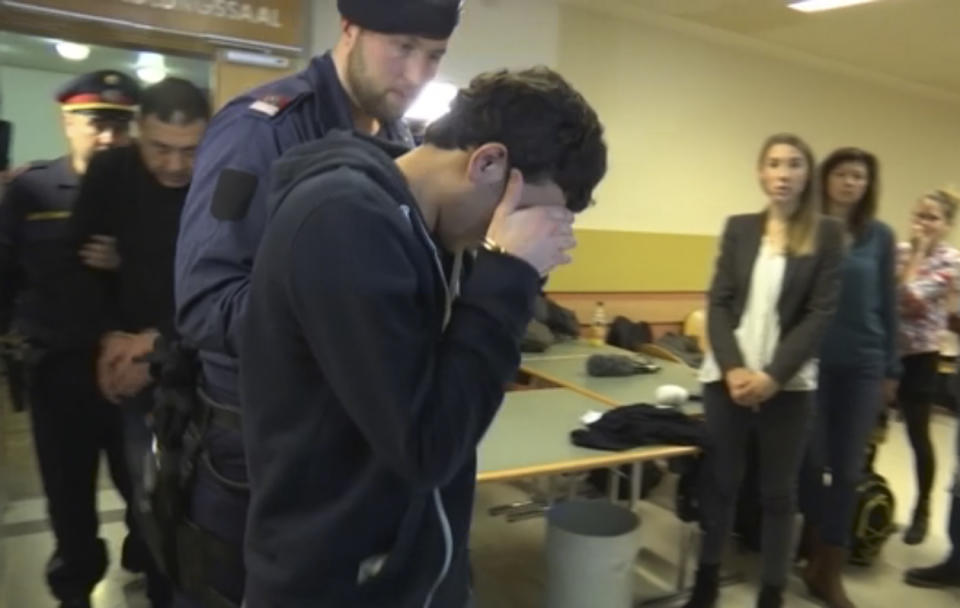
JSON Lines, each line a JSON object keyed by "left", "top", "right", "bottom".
{"left": 476, "top": 388, "right": 704, "bottom": 603}
{"left": 521, "top": 341, "right": 703, "bottom": 415}
{"left": 477, "top": 388, "right": 698, "bottom": 487}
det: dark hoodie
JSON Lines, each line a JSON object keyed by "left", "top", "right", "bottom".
{"left": 240, "top": 130, "right": 539, "bottom": 607}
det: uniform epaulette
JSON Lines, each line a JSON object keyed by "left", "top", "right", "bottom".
{"left": 7, "top": 160, "right": 53, "bottom": 185}
{"left": 23, "top": 160, "right": 52, "bottom": 172}
{"left": 247, "top": 92, "right": 304, "bottom": 118}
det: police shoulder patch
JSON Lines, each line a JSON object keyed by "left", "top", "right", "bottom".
{"left": 211, "top": 168, "right": 259, "bottom": 221}
{"left": 249, "top": 94, "right": 294, "bottom": 117}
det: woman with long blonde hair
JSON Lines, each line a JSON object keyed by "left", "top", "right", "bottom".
{"left": 895, "top": 189, "right": 960, "bottom": 546}
{"left": 688, "top": 134, "right": 843, "bottom": 608}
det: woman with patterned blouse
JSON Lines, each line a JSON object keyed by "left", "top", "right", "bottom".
{"left": 896, "top": 189, "right": 960, "bottom": 546}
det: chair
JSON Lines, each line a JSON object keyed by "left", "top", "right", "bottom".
{"left": 683, "top": 309, "right": 707, "bottom": 353}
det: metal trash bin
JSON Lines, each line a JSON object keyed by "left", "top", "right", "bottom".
{"left": 545, "top": 500, "right": 640, "bottom": 608}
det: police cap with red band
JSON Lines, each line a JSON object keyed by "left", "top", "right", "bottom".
{"left": 56, "top": 70, "right": 140, "bottom": 115}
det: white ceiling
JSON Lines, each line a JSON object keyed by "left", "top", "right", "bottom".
{"left": 0, "top": 30, "right": 211, "bottom": 91}
{"left": 580, "top": 0, "right": 960, "bottom": 98}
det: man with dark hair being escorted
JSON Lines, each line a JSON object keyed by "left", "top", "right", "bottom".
{"left": 70, "top": 77, "right": 211, "bottom": 608}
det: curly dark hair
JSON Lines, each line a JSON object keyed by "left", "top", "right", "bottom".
{"left": 423, "top": 67, "right": 607, "bottom": 212}
{"left": 820, "top": 147, "right": 879, "bottom": 237}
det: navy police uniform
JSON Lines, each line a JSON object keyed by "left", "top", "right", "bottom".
{"left": 0, "top": 71, "right": 144, "bottom": 607}
{"left": 175, "top": 2, "right": 460, "bottom": 603}
{"left": 173, "top": 54, "right": 412, "bottom": 607}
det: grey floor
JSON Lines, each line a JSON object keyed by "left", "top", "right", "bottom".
{"left": 2, "top": 402, "right": 958, "bottom": 608}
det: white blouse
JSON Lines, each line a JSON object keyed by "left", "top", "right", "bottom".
{"left": 699, "top": 240, "right": 818, "bottom": 391}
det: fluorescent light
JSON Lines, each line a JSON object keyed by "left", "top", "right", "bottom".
{"left": 788, "top": 0, "right": 877, "bottom": 12}
{"left": 136, "top": 52, "right": 166, "bottom": 83}
{"left": 137, "top": 66, "right": 167, "bottom": 84}
{"left": 138, "top": 52, "right": 165, "bottom": 67}
{"left": 224, "top": 49, "right": 290, "bottom": 69}
{"left": 55, "top": 41, "right": 90, "bottom": 61}
{"left": 405, "top": 81, "right": 458, "bottom": 123}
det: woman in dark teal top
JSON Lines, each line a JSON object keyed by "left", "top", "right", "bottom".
{"left": 800, "top": 148, "right": 900, "bottom": 608}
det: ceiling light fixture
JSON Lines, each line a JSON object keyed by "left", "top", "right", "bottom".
{"left": 137, "top": 66, "right": 167, "bottom": 84}
{"left": 136, "top": 52, "right": 167, "bottom": 83}
{"left": 405, "top": 81, "right": 458, "bottom": 123}
{"left": 54, "top": 41, "right": 90, "bottom": 61}
{"left": 788, "top": 0, "right": 877, "bottom": 12}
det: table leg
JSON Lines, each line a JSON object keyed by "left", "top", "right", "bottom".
{"left": 676, "top": 524, "right": 694, "bottom": 591}
{"left": 608, "top": 467, "right": 619, "bottom": 502}
{"left": 547, "top": 475, "right": 557, "bottom": 506}
{"left": 630, "top": 462, "right": 643, "bottom": 511}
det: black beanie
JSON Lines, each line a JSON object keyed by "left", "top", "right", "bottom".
{"left": 337, "top": 0, "right": 462, "bottom": 40}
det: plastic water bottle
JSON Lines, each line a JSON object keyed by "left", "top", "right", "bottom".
{"left": 590, "top": 301, "right": 607, "bottom": 347}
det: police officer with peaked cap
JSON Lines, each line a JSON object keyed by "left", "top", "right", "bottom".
{"left": 171, "top": 1, "right": 462, "bottom": 606}
{"left": 0, "top": 69, "right": 149, "bottom": 608}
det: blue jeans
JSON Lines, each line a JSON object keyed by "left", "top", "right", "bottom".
{"left": 174, "top": 425, "right": 247, "bottom": 608}
{"left": 801, "top": 365, "right": 884, "bottom": 547}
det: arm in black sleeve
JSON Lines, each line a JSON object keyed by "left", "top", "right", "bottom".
{"left": 68, "top": 151, "right": 120, "bottom": 332}
{"left": 69, "top": 154, "right": 113, "bottom": 247}
{"left": 286, "top": 187, "right": 538, "bottom": 490}
{"left": 764, "top": 219, "right": 843, "bottom": 385}
{"left": 707, "top": 217, "right": 746, "bottom": 373}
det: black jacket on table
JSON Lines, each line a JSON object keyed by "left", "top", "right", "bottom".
{"left": 707, "top": 212, "right": 843, "bottom": 386}
{"left": 239, "top": 130, "right": 539, "bottom": 607}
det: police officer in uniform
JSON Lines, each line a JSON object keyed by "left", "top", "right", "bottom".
{"left": 173, "top": 1, "right": 461, "bottom": 605}
{"left": 0, "top": 70, "right": 145, "bottom": 608}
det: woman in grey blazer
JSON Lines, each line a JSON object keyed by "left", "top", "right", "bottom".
{"left": 686, "top": 133, "right": 844, "bottom": 608}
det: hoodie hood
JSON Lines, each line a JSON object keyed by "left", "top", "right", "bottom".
{"left": 268, "top": 129, "right": 414, "bottom": 220}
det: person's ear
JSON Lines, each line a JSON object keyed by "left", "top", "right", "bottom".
{"left": 341, "top": 19, "right": 361, "bottom": 43}
{"left": 466, "top": 143, "right": 508, "bottom": 188}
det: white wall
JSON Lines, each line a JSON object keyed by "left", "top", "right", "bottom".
{"left": 559, "top": 5, "right": 960, "bottom": 238}
{"left": 0, "top": 66, "right": 74, "bottom": 167}
{"left": 309, "top": 0, "right": 560, "bottom": 86}
{"left": 308, "top": 0, "right": 960, "bottom": 243}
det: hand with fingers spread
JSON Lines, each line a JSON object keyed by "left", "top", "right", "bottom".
{"left": 80, "top": 235, "right": 121, "bottom": 270}
{"left": 485, "top": 169, "right": 577, "bottom": 277}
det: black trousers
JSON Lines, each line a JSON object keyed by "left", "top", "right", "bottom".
{"left": 898, "top": 352, "right": 940, "bottom": 510}
{"left": 699, "top": 383, "right": 814, "bottom": 586}
{"left": 27, "top": 347, "right": 137, "bottom": 601}
{"left": 122, "top": 389, "right": 175, "bottom": 606}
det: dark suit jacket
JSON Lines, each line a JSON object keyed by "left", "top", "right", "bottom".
{"left": 707, "top": 212, "right": 843, "bottom": 386}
